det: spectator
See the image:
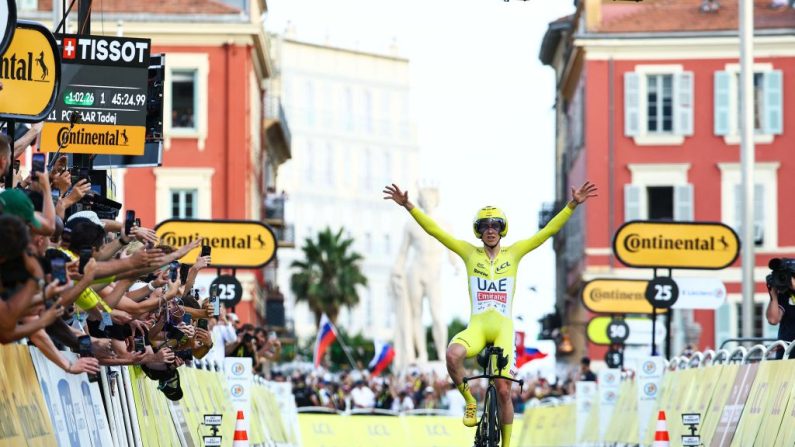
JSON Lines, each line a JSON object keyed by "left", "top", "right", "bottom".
{"left": 350, "top": 380, "right": 376, "bottom": 409}
{"left": 579, "top": 357, "right": 597, "bottom": 381}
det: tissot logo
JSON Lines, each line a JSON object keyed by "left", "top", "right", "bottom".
{"left": 0, "top": 51, "right": 48, "bottom": 82}
{"left": 57, "top": 126, "right": 128, "bottom": 148}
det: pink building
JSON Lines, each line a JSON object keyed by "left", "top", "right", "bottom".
{"left": 540, "top": 0, "right": 795, "bottom": 363}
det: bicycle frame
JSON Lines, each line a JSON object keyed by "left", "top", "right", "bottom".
{"left": 463, "top": 347, "right": 524, "bottom": 447}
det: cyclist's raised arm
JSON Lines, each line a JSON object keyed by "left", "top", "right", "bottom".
{"left": 383, "top": 183, "right": 472, "bottom": 258}
{"left": 512, "top": 181, "right": 598, "bottom": 257}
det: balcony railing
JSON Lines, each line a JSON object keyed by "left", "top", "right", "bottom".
{"left": 274, "top": 224, "right": 295, "bottom": 248}
{"left": 264, "top": 195, "right": 286, "bottom": 221}
{"left": 265, "top": 95, "right": 292, "bottom": 149}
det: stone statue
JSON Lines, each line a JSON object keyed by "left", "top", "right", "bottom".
{"left": 390, "top": 185, "right": 457, "bottom": 370}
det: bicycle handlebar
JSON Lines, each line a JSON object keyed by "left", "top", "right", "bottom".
{"left": 463, "top": 374, "right": 524, "bottom": 389}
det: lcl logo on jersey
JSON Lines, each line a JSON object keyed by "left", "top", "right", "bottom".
{"left": 495, "top": 261, "right": 511, "bottom": 274}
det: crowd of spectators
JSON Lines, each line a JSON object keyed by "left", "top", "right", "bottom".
{"left": 0, "top": 133, "right": 281, "bottom": 401}
{"left": 281, "top": 356, "right": 600, "bottom": 415}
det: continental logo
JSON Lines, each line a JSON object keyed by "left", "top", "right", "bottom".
{"left": 581, "top": 279, "right": 663, "bottom": 314}
{"left": 623, "top": 234, "right": 731, "bottom": 253}
{"left": 0, "top": 51, "right": 49, "bottom": 82}
{"left": 159, "top": 232, "right": 269, "bottom": 250}
{"left": 614, "top": 221, "right": 740, "bottom": 270}
{"left": 42, "top": 123, "right": 146, "bottom": 156}
{"left": 589, "top": 287, "right": 644, "bottom": 302}
{"left": 57, "top": 126, "right": 128, "bottom": 148}
{"left": 154, "top": 220, "right": 276, "bottom": 268}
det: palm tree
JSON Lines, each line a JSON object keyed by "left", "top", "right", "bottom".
{"left": 290, "top": 227, "right": 367, "bottom": 326}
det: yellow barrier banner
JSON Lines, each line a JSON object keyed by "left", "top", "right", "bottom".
{"left": 732, "top": 360, "right": 780, "bottom": 446}
{"left": 300, "top": 414, "right": 513, "bottom": 447}
{"left": 699, "top": 363, "right": 739, "bottom": 446}
{"left": 712, "top": 363, "right": 758, "bottom": 446}
{"left": 751, "top": 360, "right": 792, "bottom": 446}
{"left": 773, "top": 359, "right": 795, "bottom": 446}
{"left": 0, "top": 344, "right": 57, "bottom": 447}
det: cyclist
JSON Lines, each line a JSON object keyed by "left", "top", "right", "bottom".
{"left": 383, "top": 181, "right": 597, "bottom": 447}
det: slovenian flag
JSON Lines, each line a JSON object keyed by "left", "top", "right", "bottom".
{"left": 516, "top": 347, "right": 548, "bottom": 368}
{"left": 313, "top": 313, "right": 337, "bottom": 368}
{"left": 368, "top": 340, "right": 395, "bottom": 377}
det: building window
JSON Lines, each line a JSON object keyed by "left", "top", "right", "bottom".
{"left": 171, "top": 189, "right": 197, "bottom": 219}
{"left": 305, "top": 80, "right": 315, "bottom": 128}
{"left": 647, "top": 186, "right": 674, "bottom": 220}
{"left": 363, "top": 90, "right": 373, "bottom": 134}
{"left": 714, "top": 66, "right": 782, "bottom": 142}
{"left": 646, "top": 74, "right": 674, "bottom": 133}
{"left": 171, "top": 70, "right": 196, "bottom": 130}
{"left": 343, "top": 87, "right": 354, "bottom": 131}
{"left": 718, "top": 162, "right": 779, "bottom": 249}
{"left": 625, "top": 164, "right": 692, "bottom": 222}
{"left": 624, "top": 66, "right": 692, "bottom": 145}
{"left": 736, "top": 302, "right": 765, "bottom": 338}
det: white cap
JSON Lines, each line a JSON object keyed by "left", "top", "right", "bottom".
{"left": 228, "top": 313, "right": 240, "bottom": 322}
{"left": 67, "top": 210, "right": 105, "bottom": 228}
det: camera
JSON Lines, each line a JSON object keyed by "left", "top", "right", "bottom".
{"left": 767, "top": 258, "right": 795, "bottom": 294}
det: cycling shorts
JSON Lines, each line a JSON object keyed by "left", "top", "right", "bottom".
{"left": 449, "top": 309, "right": 516, "bottom": 378}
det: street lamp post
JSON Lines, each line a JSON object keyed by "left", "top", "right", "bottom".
{"left": 739, "top": 0, "right": 755, "bottom": 340}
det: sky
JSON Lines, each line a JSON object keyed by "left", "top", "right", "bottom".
{"left": 265, "top": 0, "right": 577, "bottom": 343}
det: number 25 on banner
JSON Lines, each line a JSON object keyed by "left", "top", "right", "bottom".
{"left": 645, "top": 277, "right": 679, "bottom": 309}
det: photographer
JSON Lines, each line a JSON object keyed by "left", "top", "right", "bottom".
{"left": 765, "top": 258, "right": 795, "bottom": 358}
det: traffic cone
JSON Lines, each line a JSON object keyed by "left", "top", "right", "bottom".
{"left": 654, "top": 410, "right": 670, "bottom": 447}
{"left": 232, "top": 410, "right": 249, "bottom": 447}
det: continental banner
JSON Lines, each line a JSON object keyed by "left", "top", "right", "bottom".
{"left": 40, "top": 122, "right": 147, "bottom": 155}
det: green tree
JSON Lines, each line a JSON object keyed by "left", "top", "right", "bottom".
{"left": 290, "top": 227, "right": 368, "bottom": 326}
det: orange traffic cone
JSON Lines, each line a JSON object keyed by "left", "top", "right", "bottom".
{"left": 654, "top": 410, "right": 670, "bottom": 447}
{"left": 232, "top": 410, "right": 249, "bottom": 447}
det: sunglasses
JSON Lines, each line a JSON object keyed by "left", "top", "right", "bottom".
{"left": 477, "top": 219, "right": 504, "bottom": 234}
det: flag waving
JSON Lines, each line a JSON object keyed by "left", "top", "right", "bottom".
{"left": 368, "top": 340, "right": 395, "bottom": 377}
{"left": 314, "top": 313, "right": 337, "bottom": 368}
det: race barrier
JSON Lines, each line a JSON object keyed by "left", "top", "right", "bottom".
{"left": 299, "top": 412, "right": 524, "bottom": 447}
{"left": 0, "top": 343, "right": 298, "bottom": 447}
{"left": 515, "top": 341, "right": 795, "bottom": 446}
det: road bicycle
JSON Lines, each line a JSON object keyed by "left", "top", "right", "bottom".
{"left": 463, "top": 345, "right": 524, "bottom": 447}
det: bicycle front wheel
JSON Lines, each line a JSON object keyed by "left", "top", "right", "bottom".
{"left": 484, "top": 385, "right": 500, "bottom": 447}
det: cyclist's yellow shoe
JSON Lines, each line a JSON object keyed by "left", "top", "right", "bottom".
{"left": 463, "top": 402, "right": 478, "bottom": 427}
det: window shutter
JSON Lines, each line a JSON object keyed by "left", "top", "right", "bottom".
{"left": 674, "top": 72, "right": 694, "bottom": 136}
{"left": 624, "top": 184, "right": 642, "bottom": 222}
{"left": 715, "top": 302, "right": 731, "bottom": 350}
{"left": 624, "top": 72, "right": 641, "bottom": 137}
{"left": 763, "top": 70, "right": 783, "bottom": 135}
{"left": 714, "top": 71, "right": 731, "bottom": 136}
{"left": 754, "top": 183, "right": 764, "bottom": 245}
{"left": 674, "top": 184, "right": 694, "bottom": 221}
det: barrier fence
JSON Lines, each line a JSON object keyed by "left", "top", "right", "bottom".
{"left": 0, "top": 343, "right": 299, "bottom": 447}
{"left": 515, "top": 342, "right": 795, "bottom": 447}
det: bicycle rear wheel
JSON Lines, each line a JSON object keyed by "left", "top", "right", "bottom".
{"left": 484, "top": 385, "right": 500, "bottom": 447}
